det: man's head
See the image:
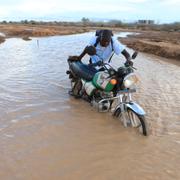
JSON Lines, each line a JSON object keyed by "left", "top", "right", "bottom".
{"left": 100, "top": 30, "right": 112, "bottom": 47}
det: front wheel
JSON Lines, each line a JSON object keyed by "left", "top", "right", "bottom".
{"left": 115, "top": 108, "right": 149, "bottom": 136}
{"left": 128, "top": 109, "right": 148, "bottom": 136}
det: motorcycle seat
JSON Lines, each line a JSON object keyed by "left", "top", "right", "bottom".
{"left": 70, "top": 61, "right": 97, "bottom": 81}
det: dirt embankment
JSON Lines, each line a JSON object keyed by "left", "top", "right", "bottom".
{"left": 0, "top": 24, "right": 89, "bottom": 43}
{"left": 0, "top": 36, "right": 5, "bottom": 44}
{"left": 0, "top": 24, "right": 126, "bottom": 43}
{"left": 120, "top": 31, "right": 180, "bottom": 60}
{"left": 1, "top": 24, "right": 180, "bottom": 60}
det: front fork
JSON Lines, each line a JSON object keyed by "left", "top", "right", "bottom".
{"left": 114, "top": 92, "right": 146, "bottom": 127}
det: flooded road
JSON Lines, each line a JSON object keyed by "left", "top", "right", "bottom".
{"left": 0, "top": 32, "right": 179, "bottom": 180}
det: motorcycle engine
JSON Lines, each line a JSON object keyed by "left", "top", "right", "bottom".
{"left": 91, "top": 91, "right": 113, "bottom": 112}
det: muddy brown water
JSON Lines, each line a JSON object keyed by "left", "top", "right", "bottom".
{"left": 0, "top": 32, "right": 179, "bottom": 180}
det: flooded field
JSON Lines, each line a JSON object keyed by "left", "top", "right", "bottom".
{"left": 0, "top": 32, "right": 179, "bottom": 180}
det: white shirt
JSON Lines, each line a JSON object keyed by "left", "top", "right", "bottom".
{"left": 89, "top": 36, "right": 125, "bottom": 64}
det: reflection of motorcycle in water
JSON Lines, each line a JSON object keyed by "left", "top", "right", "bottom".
{"left": 66, "top": 52, "right": 149, "bottom": 136}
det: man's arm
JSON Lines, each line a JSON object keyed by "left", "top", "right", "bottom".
{"left": 69, "top": 47, "right": 87, "bottom": 61}
{"left": 78, "top": 47, "right": 88, "bottom": 60}
{"left": 113, "top": 38, "right": 131, "bottom": 61}
{"left": 121, "top": 49, "right": 134, "bottom": 66}
{"left": 78, "top": 45, "right": 96, "bottom": 60}
{"left": 76, "top": 37, "right": 97, "bottom": 61}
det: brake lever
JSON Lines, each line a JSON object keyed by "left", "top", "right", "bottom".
{"left": 132, "top": 66, "right": 137, "bottom": 70}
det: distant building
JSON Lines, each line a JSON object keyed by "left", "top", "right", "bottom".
{"left": 138, "top": 20, "right": 154, "bottom": 25}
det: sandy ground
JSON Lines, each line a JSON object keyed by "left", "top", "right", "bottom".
{"left": 0, "top": 36, "right": 5, "bottom": 43}
{"left": 0, "top": 24, "right": 180, "bottom": 60}
{"left": 0, "top": 24, "right": 124, "bottom": 42}
{"left": 120, "top": 31, "right": 180, "bottom": 60}
{"left": 0, "top": 24, "right": 89, "bottom": 39}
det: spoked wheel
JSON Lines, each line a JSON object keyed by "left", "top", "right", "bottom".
{"left": 127, "top": 109, "right": 148, "bottom": 136}
{"left": 114, "top": 108, "right": 149, "bottom": 136}
{"left": 69, "top": 79, "right": 82, "bottom": 98}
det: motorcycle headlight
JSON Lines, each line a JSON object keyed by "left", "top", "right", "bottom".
{"left": 123, "top": 73, "right": 139, "bottom": 88}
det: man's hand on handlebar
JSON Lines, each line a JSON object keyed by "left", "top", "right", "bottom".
{"left": 125, "top": 60, "right": 133, "bottom": 67}
{"left": 68, "top": 56, "right": 81, "bottom": 62}
{"left": 96, "top": 61, "right": 103, "bottom": 66}
{"left": 90, "top": 60, "right": 103, "bottom": 67}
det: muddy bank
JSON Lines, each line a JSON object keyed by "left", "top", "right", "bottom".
{"left": 0, "top": 32, "right": 5, "bottom": 43}
{"left": 1, "top": 24, "right": 180, "bottom": 60}
{"left": 0, "top": 24, "right": 89, "bottom": 40}
{"left": 120, "top": 31, "right": 180, "bottom": 60}
{"left": 0, "top": 24, "right": 127, "bottom": 43}
{"left": 0, "top": 24, "right": 128, "bottom": 39}
{"left": 0, "top": 36, "right": 5, "bottom": 44}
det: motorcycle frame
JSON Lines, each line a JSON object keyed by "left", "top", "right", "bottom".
{"left": 98, "top": 88, "right": 146, "bottom": 116}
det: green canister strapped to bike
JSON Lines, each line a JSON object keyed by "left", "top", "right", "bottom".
{"left": 93, "top": 72, "right": 115, "bottom": 92}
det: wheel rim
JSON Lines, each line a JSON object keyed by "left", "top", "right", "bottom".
{"left": 115, "top": 108, "right": 147, "bottom": 135}
{"left": 128, "top": 110, "right": 144, "bottom": 134}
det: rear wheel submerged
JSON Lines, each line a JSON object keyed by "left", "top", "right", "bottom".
{"left": 69, "top": 79, "right": 82, "bottom": 98}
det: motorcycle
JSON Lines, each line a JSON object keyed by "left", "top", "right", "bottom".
{"left": 66, "top": 49, "right": 149, "bottom": 136}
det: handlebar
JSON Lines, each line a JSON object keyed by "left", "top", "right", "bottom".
{"left": 89, "top": 51, "right": 138, "bottom": 72}
{"left": 91, "top": 60, "right": 136, "bottom": 70}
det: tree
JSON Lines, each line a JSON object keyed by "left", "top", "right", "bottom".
{"left": 2, "top": 20, "right": 7, "bottom": 24}
{"left": 81, "top": 17, "right": 90, "bottom": 24}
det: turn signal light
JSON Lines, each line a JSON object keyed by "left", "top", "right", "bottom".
{"left": 110, "top": 79, "right": 117, "bottom": 85}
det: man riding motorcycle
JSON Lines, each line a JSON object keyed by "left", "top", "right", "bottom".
{"left": 73, "top": 29, "right": 133, "bottom": 67}
{"left": 67, "top": 31, "right": 149, "bottom": 136}
{"left": 69, "top": 29, "right": 133, "bottom": 97}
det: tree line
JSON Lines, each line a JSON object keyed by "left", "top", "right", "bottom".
{"left": 0, "top": 18, "right": 179, "bottom": 32}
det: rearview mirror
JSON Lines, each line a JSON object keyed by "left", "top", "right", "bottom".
{"left": 132, "top": 51, "right": 138, "bottom": 59}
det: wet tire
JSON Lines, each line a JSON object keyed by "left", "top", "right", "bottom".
{"left": 113, "top": 108, "right": 149, "bottom": 136}
{"left": 113, "top": 107, "right": 121, "bottom": 117}
{"left": 127, "top": 109, "right": 149, "bottom": 136}
{"left": 71, "top": 79, "right": 82, "bottom": 98}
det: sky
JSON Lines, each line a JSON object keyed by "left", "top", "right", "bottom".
{"left": 0, "top": 0, "right": 180, "bottom": 23}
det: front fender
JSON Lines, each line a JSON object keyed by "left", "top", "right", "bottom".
{"left": 125, "top": 102, "right": 146, "bottom": 115}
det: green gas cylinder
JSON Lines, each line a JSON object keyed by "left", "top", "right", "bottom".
{"left": 93, "top": 72, "right": 115, "bottom": 92}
